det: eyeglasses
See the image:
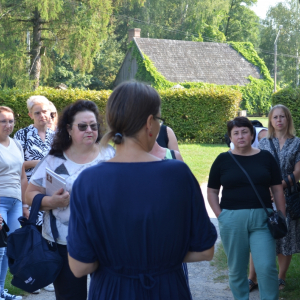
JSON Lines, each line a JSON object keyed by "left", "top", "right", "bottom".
{"left": 50, "top": 112, "right": 57, "bottom": 119}
{"left": 155, "top": 116, "right": 165, "bottom": 126}
{"left": 0, "top": 120, "right": 14, "bottom": 126}
{"left": 74, "top": 123, "right": 100, "bottom": 131}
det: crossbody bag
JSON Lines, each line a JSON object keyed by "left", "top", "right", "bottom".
{"left": 229, "top": 151, "right": 287, "bottom": 239}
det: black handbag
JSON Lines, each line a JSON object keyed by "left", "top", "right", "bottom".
{"left": 229, "top": 151, "right": 287, "bottom": 239}
{"left": 0, "top": 220, "right": 10, "bottom": 247}
{"left": 7, "top": 194, "right": 63, "bottom": 293}
{"left": 269, "top": 139, "right": 300, "bottom": 220}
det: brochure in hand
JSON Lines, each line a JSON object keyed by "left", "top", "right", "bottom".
{"left": 45, "top": 168, "right": 66, "bottom": 196}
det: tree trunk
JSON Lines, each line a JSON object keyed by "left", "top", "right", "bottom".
{"left": 30, "top": 8, "right": 42, "bottom": 90}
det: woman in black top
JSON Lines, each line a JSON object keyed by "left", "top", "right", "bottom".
{"left": 208, "top": 117, "right": 286, "bottom": 300}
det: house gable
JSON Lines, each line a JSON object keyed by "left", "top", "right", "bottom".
{"left": 133, "top": 38, "right": 261, "bottom": 86}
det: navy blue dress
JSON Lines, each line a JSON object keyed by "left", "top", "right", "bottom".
{"left": 68, "top": 160, "right": 217, "bottom": 300}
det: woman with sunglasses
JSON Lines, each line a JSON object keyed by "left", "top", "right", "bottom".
{"left": 67, "top": 82, "right": 217, "bottom": 300}
{"left": 48, "top": 101, "right": 58, "bottom": 131}
{"left": 25, "top": 100, "right": 115, "bottom": 299}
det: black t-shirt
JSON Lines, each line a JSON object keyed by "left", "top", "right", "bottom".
{"left": 157, "top": 125, "right": 168, "bottom": 148}
{"left": 208, "top": 150, "right": 282, "bottom": 210}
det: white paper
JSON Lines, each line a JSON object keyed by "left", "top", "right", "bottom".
{"left": 45, "top": 167, "right": 66, "bottom": 196}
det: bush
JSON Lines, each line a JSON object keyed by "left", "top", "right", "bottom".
{"left": 272, "top": 87, "right": 300, "bottom": 136}
{"left": 159, "top": 87, "right": 242, "bottom": 143}
{"left": 0, "top": 86, "right": 241, "bottom": 143}
{"left": 0, "top": 87, "right": 111, "bottom": 135}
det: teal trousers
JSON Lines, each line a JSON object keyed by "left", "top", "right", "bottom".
{"left": 218, "top": 208, "right": 278, "bottom": 300}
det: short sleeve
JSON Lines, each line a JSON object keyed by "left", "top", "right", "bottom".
{"left": 295, "top": 139, "right": 300, "bottom": 165}
{"left": 207, "top": 154, "right": 222, "bottom": 189}
{"left": 67, "top": 175, "right": 97, "bottom": 263}
{"left": 13, "top": 139, "right": 24, "bottom": 161}
{"left": 188, "top": 171, "right": 217, "bottom": 252}
{"left": 14, "top": 129, "right": 26, "bottom": 152}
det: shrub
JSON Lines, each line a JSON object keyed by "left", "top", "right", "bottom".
{"left": 272, "top": 87, "right": 300, "bottom": 135}
{"left": 0, "top": 86, "right": 241, "bottom": 143}
{"left": 0, "top": 87, "right": 111, "bottom": 135}
{"left": 159, "top": 87, "right": 242, "bottom": 143}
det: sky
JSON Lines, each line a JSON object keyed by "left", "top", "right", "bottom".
{"left": 250, "top": 0, "right": 284, "bottom": 19}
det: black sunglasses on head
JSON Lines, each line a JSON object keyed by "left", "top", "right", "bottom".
{"left": 75, "top": 123, "right": 100, "bottom": 131}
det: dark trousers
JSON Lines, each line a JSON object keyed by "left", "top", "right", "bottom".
{"left": 53, "top": 244, "right": 87, "bottom": 300}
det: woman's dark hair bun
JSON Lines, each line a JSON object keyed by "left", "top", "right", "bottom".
{"left": 112, "top": 133, "right": 123, "bottom": 145}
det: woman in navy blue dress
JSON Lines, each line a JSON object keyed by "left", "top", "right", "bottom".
{"left": 67, "top": 81, "right": 217, "bottom": 300}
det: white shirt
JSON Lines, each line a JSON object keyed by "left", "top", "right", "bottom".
{"left": 30, "top": 145, "right": 115, "bottom": 245}
{"left": 0, "top": 138, "right": 24, "bottom": 201}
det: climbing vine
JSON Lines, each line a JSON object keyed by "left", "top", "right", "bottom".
{"left": 129, "top": 41, "right": 273, "bottom": 115}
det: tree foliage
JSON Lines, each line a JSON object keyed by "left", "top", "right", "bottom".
{"left": 259, "top": 0, "right": 300, "bottom": 87}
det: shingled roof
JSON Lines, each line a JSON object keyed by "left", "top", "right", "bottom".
{"left": 133, "top": 38, "right": 262, "bottom": 86}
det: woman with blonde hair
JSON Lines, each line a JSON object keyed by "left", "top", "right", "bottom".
{"left": 259, "top": 104, "right": 300, "bottom": 290}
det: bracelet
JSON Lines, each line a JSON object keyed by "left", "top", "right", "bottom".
{"left": 22, "top": 204, "right": 29, "bottom": 208}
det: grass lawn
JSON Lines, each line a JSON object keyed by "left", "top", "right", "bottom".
{"left": 179, "top": 144, "right": 228, "bottom": 183}
{"left": 248, "top": 116, "right": 268, "bottom": 128}
{"left": 212, "top": 244, "right": 300, "bottom": 299}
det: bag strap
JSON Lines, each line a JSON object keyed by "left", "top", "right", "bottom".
{"left": 228, "top": 151, "right": 271, "bottom": 217}
{"left": 170, "top": 150, "right": 176, "bottom": 160}
{"left": 269, "top": 139, "right": 280, "bottom": 167}
{"left": 29, "top": 194, "right": 45, "bottom": 224}
{"left": 29, "top": 194, "right": 59, "bottom": 241}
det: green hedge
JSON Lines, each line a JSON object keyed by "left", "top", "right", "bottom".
{"left": 0, "top": 86, "right": 242, "bottom": 143}
{"left": 0, "top": 87, "right": 111, "bottom": 135}
{"left": 272, "top": 87, "right": 300, "bottom": 135}
{"left": 159, "top": 87, "right": 242, "bottom": 143}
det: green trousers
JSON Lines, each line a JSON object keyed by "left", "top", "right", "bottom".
{"left": 218, "top": 208, "right": 278, "bottom": 300}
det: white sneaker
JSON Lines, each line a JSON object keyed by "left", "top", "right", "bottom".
{"left": 31, "top": 289, "right": 40, "bottom": 294}
{"left": 1, "top": 289, "right": 22, "bottom": 299}
{"left": 44, "top": 283, "right": 54, "bottom": 292}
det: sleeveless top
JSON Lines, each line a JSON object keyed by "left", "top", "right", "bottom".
{"left": 157, "top": 125, "right": 168, "bottom": 148}
{"left": 164, "top": 148, "right": 176, "bottom": 160}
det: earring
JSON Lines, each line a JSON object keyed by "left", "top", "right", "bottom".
{"left": 149, "top": 132, "right": 153, "bottom": 137}
{"left": 69, "top": 135, "right": 72, "bottom": 140}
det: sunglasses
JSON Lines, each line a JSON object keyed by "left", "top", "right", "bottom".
{"left": 75, "top": 123, "right": 100, "bottom": 131}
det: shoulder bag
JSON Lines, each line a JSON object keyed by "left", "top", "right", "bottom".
{"left": 269, "top": 139, "right": 300, "bottom": 220}
{"left": 7, "top": 194, "right": 63, "bottom": 293}
{"left": 229, "top": 151, "right": 287, "bottom": 239}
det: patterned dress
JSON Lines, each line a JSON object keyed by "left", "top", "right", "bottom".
{"left": 259, "top": 137, "right": 300, "bottom": 255}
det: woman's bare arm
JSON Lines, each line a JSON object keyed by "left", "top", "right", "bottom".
{"left": 68, "top": 254, "right": 99, "bottom": 278}
{"left": 207, "top": 188, "right": 221, "bottom": 218}
{"left": 271, "top": 184, "right": 286, "bottom": 217}
{"left": 183, "top": 245, "right": 215, "bottom": 262}
{"left": 166, "top": 127, "right": 180, "bottom": 152}
{"left": 23, "top": 160, "right": 40, "bottom": 170}
{"left": 174, "top": 150, "right": 183, "bottom": 161}
{"left": 21, "top": 166, "right": 29, "bottom": 218}
{"left": 25, "top": 182, "right": 70, "bottom": 211}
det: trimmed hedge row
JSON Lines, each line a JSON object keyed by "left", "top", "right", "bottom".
{"left": 0, "top": 87, "right": 111, "bottom": 135}
{"left": 272, "top": 87, "right": 300, "bottom": 135}
{"left": 0, "top": 86, "right": 242, "bottom": 143}
{"left": 160, "top": 88, "right": 242, "bottom": 143}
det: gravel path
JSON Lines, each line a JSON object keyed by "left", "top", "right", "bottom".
{"left": 22, "top": 183, "right": 261, "bottom": 300}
